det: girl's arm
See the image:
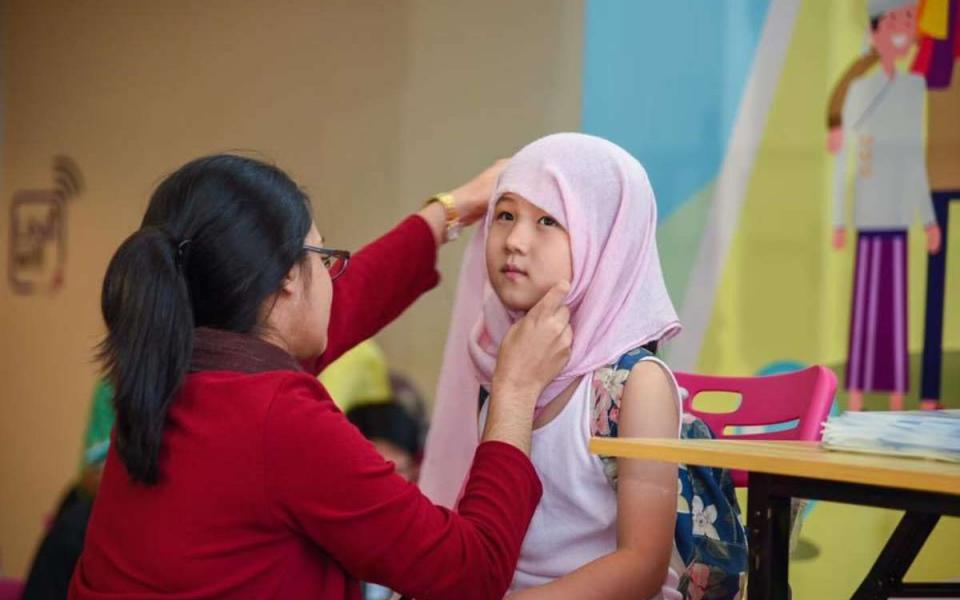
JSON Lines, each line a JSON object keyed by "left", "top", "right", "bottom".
{"left": 508, "top": 361, "right": 679, "bottom": 600}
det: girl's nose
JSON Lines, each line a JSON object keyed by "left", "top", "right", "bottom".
{"left": 504, "top": 223, "right": 531, "bottom": 254}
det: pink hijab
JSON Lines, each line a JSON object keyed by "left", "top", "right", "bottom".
{"left": 419, "top": 133, "right": 681, "bottom": 507}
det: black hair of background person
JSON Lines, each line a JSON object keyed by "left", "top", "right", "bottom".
{"left": 98, "top": 155, "right": 313, "bottom": 484}
{"left": 346, "top": 402, "right": 422, "bottom": 458}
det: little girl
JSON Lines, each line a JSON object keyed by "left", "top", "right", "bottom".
{"left": 421, "top": 133, "right": 685, "bottom": 599}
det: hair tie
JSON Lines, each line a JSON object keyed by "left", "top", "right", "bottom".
{"left": 176, "top": 239, "right": 192, "bottom": 268}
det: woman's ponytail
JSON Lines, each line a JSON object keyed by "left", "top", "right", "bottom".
{"left": 98, "top": 227, "right": 194, "bottom": 484}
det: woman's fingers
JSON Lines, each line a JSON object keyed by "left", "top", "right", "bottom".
{"left": 450, "top": 159, "right": 510, "bottom": 226}
{"left": 494, "top": 281, "right": 572, "bottom": 395}
{"left": 529, "top": 280, "right": 569, "bottom": 320}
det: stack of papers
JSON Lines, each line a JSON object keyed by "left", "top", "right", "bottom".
{"left": 821, "top": 410, "right": 960, "bottom": 463}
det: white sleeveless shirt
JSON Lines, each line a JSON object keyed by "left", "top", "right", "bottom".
{"left": 480, "top": 355, "right": 683, "bottom": 598}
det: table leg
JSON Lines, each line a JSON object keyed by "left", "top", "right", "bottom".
{"left": 851, "top": 511, "right": 956, "bottom": 600}
{"left": 748, "top": 473, "right": 792, "bottom": 600}
{"left": 754, "top": 476, "right": 960, "bottom": 600}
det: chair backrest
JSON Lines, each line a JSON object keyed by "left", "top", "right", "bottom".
{"left": 676, "top": 365, "right": 837, "bottom": 486}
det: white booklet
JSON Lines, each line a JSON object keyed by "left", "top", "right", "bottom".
{"left": 821, "top": 410, "right": 960, "bottom": 463}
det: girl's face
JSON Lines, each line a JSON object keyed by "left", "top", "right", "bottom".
{"left": 485, "top": 193, "right": 572, "bottom": 312}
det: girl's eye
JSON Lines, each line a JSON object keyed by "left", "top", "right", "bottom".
{"left": 538, "top": 216, "right": 559, "bottom": 227}
{"left": 495, "top": 210, "right": 515, "bottom": 222}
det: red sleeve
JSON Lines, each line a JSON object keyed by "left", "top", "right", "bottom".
{"left": 303, "top": 215, "right": 440, "bottom": 374}
{"left": 263, "top": 375, "right": 541, "bottom": 600}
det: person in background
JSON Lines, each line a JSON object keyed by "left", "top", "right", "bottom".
{"left": 321, "top": 338, "right": 428, "bottom": 482}
{"left": 347, "top": 399, "right": 423, "bottom": 484}
{"left": 21, "top": 380, "right": 115, "bottom": 599}
{"left": 346, "top": 398, "right": 426, "bottom": 600}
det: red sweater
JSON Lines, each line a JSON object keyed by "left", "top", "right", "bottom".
{"left": 70, "top": 216, "right": 542, "bottom": 600}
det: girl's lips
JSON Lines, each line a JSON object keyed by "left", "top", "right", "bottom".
{"left": 502, "top": 265, "right": 528, "bottom": 280}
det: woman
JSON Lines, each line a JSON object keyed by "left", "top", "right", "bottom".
{"left": 70, "top": 154, "right": 572, "bottom": 599}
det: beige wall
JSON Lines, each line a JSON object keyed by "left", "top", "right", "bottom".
{"left": 0, "top": 0, "right": 583, "bottom": 577}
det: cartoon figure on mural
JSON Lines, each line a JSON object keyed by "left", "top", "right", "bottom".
{"left": 827, "top": 0, "right": 949, "bottom": 412}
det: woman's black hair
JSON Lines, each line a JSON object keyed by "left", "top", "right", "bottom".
{"left": 98, "top": 154, "right": 312, "bottom": 484}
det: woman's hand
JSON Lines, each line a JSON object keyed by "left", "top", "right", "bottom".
{"left": 494, "top": 280, "right": 572, "bottom": 397}
{"left": 418, "top": 159, "right": 509, "bottom": 246}
{"left": 450, "top": 159, "right": 509, "bottom": 226}
{"left": 482, "top": 281, "right": 572, "bottom": 455}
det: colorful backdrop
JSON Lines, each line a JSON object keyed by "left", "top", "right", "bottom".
{"left": 582, "top": 0, "right": 959, "bottom": 596}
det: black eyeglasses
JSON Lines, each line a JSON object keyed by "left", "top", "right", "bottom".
{"left": 303, "top": 245, "right": 351, "bottom": 281}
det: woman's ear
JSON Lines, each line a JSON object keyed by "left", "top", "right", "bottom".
{"left": 278, "top": 261, "right": 302, "bottom": 296}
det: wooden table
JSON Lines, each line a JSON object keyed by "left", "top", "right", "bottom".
{"left": 589, "top": 438, "right": 960, "bottom": 600}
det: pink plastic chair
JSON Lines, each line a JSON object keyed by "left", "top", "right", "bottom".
{"left": 676, "top": 365, "right": 837, "bottom": 486}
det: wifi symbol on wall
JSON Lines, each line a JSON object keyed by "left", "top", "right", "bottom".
{"left": 7, "top": 155, "right": 85, "bottom": 294}
{"left": 53, "top": 155, "right": 84, "bottom": 200}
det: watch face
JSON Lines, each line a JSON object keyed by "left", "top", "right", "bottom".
{"left": 446, "top": 223, "right": 462, "bottom": 242}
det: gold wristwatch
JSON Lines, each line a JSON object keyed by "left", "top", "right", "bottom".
{"left": 425, "top": 192, "right": 462, "bottom": 242}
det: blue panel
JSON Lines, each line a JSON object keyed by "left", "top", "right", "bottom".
{"left": 582, "top": 0, "right": 770, "bottom": 220}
